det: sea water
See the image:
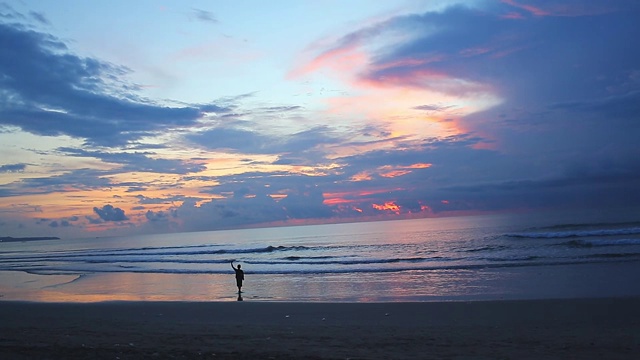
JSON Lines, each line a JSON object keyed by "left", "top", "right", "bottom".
{"left": 2, "top": 210, "right": 640, "bottom": 302}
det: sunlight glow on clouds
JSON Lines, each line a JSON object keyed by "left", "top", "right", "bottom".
{"left": 289, "top": 11, "right": 503, "bottom": 145}
{"left": 1, "top": 0, "right": 640, "bottom": 237}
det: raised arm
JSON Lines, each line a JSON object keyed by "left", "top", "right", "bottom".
{"left": 231, "top": 261, "right": 236, "bottom": 270}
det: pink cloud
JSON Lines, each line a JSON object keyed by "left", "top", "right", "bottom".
{"left": 288, "top": 44, "right": 368, "bottom": 80}
{"left": 501, "top": 11, "right": 526, "bottom": 20}
{"left": 502, "top": 0, "right": 618, "bottom": 17}
{"left": 501, "top": 0, "right": 550, "bottom": 16}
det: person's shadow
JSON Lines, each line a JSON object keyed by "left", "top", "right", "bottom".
{"left": 237, "top": 293, "right": 243, "bottom": 301}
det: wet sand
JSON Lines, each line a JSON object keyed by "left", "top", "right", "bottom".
{"left": 1, "top": 297, "right": 639, "bottom": 359}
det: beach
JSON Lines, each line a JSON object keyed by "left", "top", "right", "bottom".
{"left": 1, "top": 297, "right": 639, "bottom": 359}
{"left": 2, "top": 216, "right": 640, "bottom": 358}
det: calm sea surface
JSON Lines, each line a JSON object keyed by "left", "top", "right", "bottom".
{"left": 2, "top": 210, "right": 640, "bottom": 302}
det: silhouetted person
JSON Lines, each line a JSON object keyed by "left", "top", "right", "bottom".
{"left": 231, "top": 260, "right": 244, "bottom": 293}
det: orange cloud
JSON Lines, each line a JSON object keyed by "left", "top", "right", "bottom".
{"left": 378, "top": 163, "right": 432, "bottom": 178}
{"left": 323, "top": 188, "right": 405, "bottom": 206}
{"left": 379, "top": 170, "right": 411, "bottom": 178}
{"left": 408, "top": 163, "right": 431, "bottom": 169}
{"left": 350, "top": 171, "right": 373, "bottom": 182}
{"left": 372, "top": 201, "right": 400, "bottom": 214}
{"left": 323, "top": 191, "right": 357, "bottom": 206}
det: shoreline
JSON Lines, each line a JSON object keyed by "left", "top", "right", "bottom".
{"left": 1, "top": 297, "right": 639, "bottom": 359}
{"left": 3, "top": 260, "right": 640, "bottom": 303}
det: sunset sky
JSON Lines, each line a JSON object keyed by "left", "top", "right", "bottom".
{"left": 1, "top": 0, "right": 639, "bottom": 238}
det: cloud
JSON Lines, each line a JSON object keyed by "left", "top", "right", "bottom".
{"left": 279, "top": 186, "right": 333, "bottom": 219}
{"left": 549, "top": 90, "right": 640, "bottom": 122}
{"left": 3, "top": 2, "right": 640, "bottom": 237}
{"left": 175, "top": 196, "right": 286, "bottom": 231}
{"left": 145, "top": 209, "right": 176, "bottom": 222}
{"left": 0, "top": 169, "right": 116, "bottom": 198}
{"left": 28, "top": 11, "right": 49, "bottom": 25}
{"left": 93, "top": 204, "right": 129, "bottom": 222}
{"left": 500, "top": 0, "right": 628, "bottom": 17}
{"left": 48, "top": 220, "right": 71, "bottom": 228}
{"left": 296, "top": 2, "right": 640, "bottom": 109}
{"left": 136, "top": 194, "right": 198, "bottom": 205}
{"left": 58, "top": 148, "right": 207, "bottom": 174}
{"left": 86, "top": 215, "right": 103, "bottom": 225}
{"left": 190, "top": 8, "right": 217, "bottom": 24}
{"left": 0, "top": 19, "right": 229, "bottom": 147}
{"left": 414, "top": 104, "right": 457, "bottom": 112}
{"left": 286, "top": 1, "right": 640, "bottom": 208}
{"left": 0, "top": 163, "right": 26, "bottom": 173}
{"left": 187, "top": 125, "right": 343, "bottom": 159}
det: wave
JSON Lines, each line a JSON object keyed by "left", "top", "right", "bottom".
{"left": 483, "top": 255, "right": 541, "bottom": 262}
{"left": 539, "top": 221, "right": 640, "bottom": 231}
{"left": 18, "top": 256, "right": 640, "bottom": 276}
{"left": 4, "top": 255, "right": 450, "bottom": 267}
{"left": 459, "top": 245, "right": 510, "bottom": 253}
{"left": 561, "top": 238, "right": 640, "bottom": 247}
{"left": 243, "top": 256, "right": 436, "bottom": 266}
{"left": 507, "top": 227, "right": 640, "bottom": 239}
{"left": 0, "top": 244, "right": 313, "bottom": 262}
{"left": 586, "top": 253, "right": 640, "bottom": 259}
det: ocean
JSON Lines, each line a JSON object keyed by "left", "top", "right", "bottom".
{"left": 2, "top": 210, "right": 640, "bottom": 302}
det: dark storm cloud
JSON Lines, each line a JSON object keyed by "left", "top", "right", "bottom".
{"left": 293, "top": 1, "right": 640, "bottom": 212}
{"left": 549, "top": 90, "right": 640, "bottom": 122}
{"left": 309, "top": 1, "right": 639, "bottom": 113}
{"left": 93, "top": 204, "right": 128, "bottom": 222}
{"left": 0, "top": 19, "right": 228, "bottom": 146}
{"left": 437, "top": 167, "right": 640, "bottom": 211}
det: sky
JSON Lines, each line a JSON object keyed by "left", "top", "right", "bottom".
{"left": 1, "top": 0, "right": 640, "bottom": 238}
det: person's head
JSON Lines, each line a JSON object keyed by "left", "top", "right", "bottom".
{"left": 237, "top": 264, "right": 241, "bottom": 269}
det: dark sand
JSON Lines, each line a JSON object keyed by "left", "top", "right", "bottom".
{"left": 1, "top": 298, "right": 639, "bottom": 359}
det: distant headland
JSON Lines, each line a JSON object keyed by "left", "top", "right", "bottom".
{"left": 0, "top": 236, "right": 60, "bottom": 242}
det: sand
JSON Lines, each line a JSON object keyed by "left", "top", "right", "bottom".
{"left": 1, "top": 298, "right": 639, "bottom": 359}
